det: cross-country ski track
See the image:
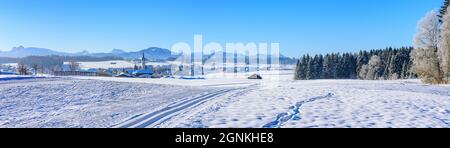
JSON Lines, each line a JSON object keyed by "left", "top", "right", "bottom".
{"left": 113, "top": 88, "right": 239, "bottom": 128}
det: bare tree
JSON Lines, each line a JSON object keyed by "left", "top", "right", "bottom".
{"left": 359, "top": 55, "right": 383, "bottom": 80}
{"left": 439, "top": 7, "right": 450, "bottom": 83}
{"left": 68, "top": 61, "right": 79, "bottom": 71}
{"left": 412, "top": 10, "right": 443, "bottom": 84}
{"left": 358, "top": 64, "right": 369, "bottom": 80}
{"left": 17, "top": 63, "right": 28, "bottom": 75}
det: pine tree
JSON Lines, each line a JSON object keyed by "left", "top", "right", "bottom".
{"left": 349, "top": 53, "right": 358, "bottom": 78}
{"left": 439, "top": 0, "right": 450, "bottom": 20}
{"left": 357, "top": 51, "right": 369, "bottom": 77}
{"left": 401, "top": 61, "right": 408, "bottom": 79}
{"left": 388, "top": 54, "right": 398, "bottom": 79}
{"left": 331, "top": 53, "right": 338, "bottom": 78}
{"left": 336, "top": 53, "right": 345, "bottom": 79}
{"left": 310, "top": 55, "right": 322, "bottom": 79}
{"left": 305, "top": 55, "right": 313, "bottom": 80}
{"left": 294, "top": 60, "right": 301, "bottom": 80}
{"left": 323, "top": 54, "right": 332, "bottom": 79}
{"left": 383, "top": 53, "right": 392, "bottom": 79}
{"left": 296, "top": 55, "right": 308, "bottom": 80}
{"left": 401, "top": 47, "right": 414, "bottom": 79}
{"left": 347, "top": 53, "right": 355, "bottom": 78}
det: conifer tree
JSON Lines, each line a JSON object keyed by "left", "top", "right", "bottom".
{"left": 439, "top": 0, "right": 450, "bottom": 20}
{"left": 293, "top": 47, "right": 413, "bottom": 81}
{"left": 305, "top": 55, "right": 313, "bottom": 80}
{"left": 294, "top": 59, "right": 301, "bottom": 80}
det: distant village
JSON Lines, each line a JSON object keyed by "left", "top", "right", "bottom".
{"left": 57, "top": 52, "right": 174, "bottom": 78}
{"left": 0, "top": 52, "right": 174, "bottom": 78}
{"left": 0, "top": 51, "right": 293, "bottom": 79}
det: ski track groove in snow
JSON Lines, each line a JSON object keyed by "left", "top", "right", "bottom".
{"left": 115, "top": 88, "right": 235, "bottom": 128}
{"left": 0, "top": 78, "right": 211, "bottom": 128}
{"left": 157, "top": 84, "right": 259, "bottom": 128}
{"left": 263, "top": 93, "right": 335, "bottom": 128}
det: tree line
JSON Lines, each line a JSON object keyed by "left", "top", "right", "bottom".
{"left": 295, "top": 0, "right": 450, "bottom": 84}
{"left": 0, "top": 55, "right": 123, "bottom": 75}
{"left": 294, "top": 47, "right": 416, "bottom": 80}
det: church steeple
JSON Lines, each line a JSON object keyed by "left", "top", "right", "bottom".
{"left": 141, "top": 52, "right": 146, "bottom": 70}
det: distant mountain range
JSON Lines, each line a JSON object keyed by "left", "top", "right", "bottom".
{"left": 0, "top": 46, "right": 176, "bottom": 60}
{"left": 0, "top": 46, "right": 70, "bottom": 58}
{"left": 0, "top": 46, "right": 297, "bottom": 64}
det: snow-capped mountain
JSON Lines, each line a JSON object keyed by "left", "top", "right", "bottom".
{"left": 0, "top": 46, "right": 296, "bottom": 64}
{"left": 116, "top": 47, "right": 174, "bottom": 60}
{"left": 0, "top": 46, "right": 177, "bottom": 60}
{"left": 111, "top": 49, "right": 126, "bottom": 55}
{"left": 0, "top": 46, "right": 71, "bottom": 58}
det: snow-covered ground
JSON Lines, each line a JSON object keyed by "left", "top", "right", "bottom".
{"left": 0, "top": 75, "right": 49, "bottom": 81}
{"left": 0, "top": 77, "right": 218, "bottom": 128}
{"left": 0, "top": 72, "right": 449, "bottom": 128}
{"left": 164, "top": 79, "right": 449, "bottom": 128}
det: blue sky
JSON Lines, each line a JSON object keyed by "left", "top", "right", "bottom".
{"left": 0, "top": 0, "right": 444, "bottom": 57}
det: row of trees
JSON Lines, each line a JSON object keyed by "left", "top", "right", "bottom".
{"left": 294, "top": 47, "right": 415, "bottom": 80}
{"left": 358, "top": 47, "right": 415, "bottom": 80}
{"left": 0, "top": 63, "right": 28, "bottom": 75}
{"left": 411, "top": 0, "right": 450, "bottom": 84}
{"left": 16, "top": 60, "right": 80, "bottom": 75}
{"left": 295, "top": 0, "right": 450, "bottom": 83}
{"left": 4, "top": 55, "right": 117, "bottom": 75}
{"left": 294, "top": 52, "right": 356, "bottom": 80}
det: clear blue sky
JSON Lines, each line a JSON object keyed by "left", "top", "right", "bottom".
{"left": 0, "top": 0, "right": 444, "bottom": 57}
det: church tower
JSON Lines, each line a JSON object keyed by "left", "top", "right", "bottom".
{"left": 141, "top": 52, "right": 146, "bottom": 70}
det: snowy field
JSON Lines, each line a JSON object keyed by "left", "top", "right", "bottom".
{"left": 0, "top": 72, "right": 449, "bottom": 128}
{"left": 164, "top": 79, "right": 449, "bottom": 128}
{"left": 0, "top": 77, "right": 217, "bottom": 127}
